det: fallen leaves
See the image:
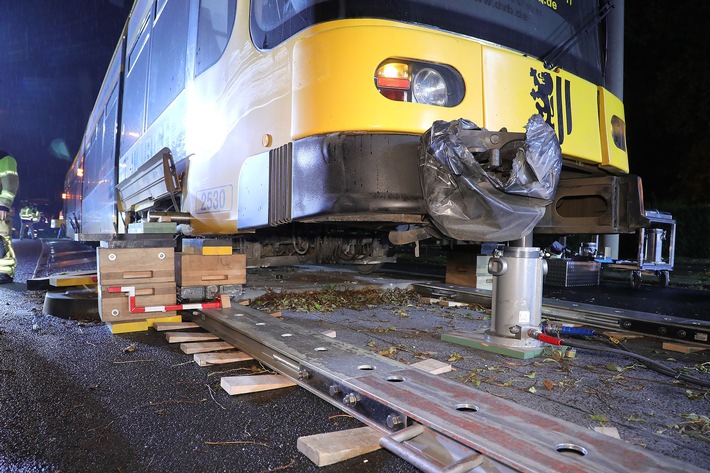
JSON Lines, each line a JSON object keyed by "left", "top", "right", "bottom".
{"left": 448, "top": 352, "right": 463, "bottom": 362}
{"left": 252, "top": 288, "right": 419, "bottom": 313}
{"left": 670, "top": 413, "right": 710, "bottom": 441}
{"left": 591, "top": 414, "right": 610, "bottom": 425}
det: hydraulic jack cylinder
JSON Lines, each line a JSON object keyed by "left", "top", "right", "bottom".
{"left": 486, "top": 246, "right": 547, "bottom": 348}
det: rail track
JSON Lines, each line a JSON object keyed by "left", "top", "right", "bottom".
{"left": 192, "top": 301, "right": 706, "bottom": 473}
{"left": 35, "top": 239, "right": 710, "bottom": 472}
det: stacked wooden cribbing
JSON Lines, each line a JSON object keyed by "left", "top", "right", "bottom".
{"left": 97, "top": 247, "right": 181, "bottom": 333}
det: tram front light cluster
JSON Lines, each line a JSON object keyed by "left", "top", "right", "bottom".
{"left": 374, "top": 59, "right": 464, "bottom": 107}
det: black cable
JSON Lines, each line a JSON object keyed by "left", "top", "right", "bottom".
{"left": 561, "top": 338, "right": 710, "bottom": 389}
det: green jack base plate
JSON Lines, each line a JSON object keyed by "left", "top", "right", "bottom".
{"left": 442, "top": 331, "right": 545, "bottom": 359}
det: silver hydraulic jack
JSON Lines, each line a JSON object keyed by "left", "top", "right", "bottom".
{"left": 443, "top": 235, "right": 549, "bottom": 359}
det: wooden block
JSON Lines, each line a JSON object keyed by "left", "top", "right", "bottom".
{"left": 180, "top": 341, "right": 234, "bottom": 354}
{"left": 98, "top": 281, "right": 177, "bottom": 322}
{"left": 297, "top": 426, "right": 382, "bottom": 467}
{"left": 182, "top": 238, "right": 233, "bottom": 255}
{"left": 218, "top": 293, "right": 231, "bottom": 309}
{"left": 152, "top": 322, "right": 198, "bottom": 331}
{"left": 321, "top": 330, "right": 336, "bottom": 338}
{"left": 594, "top": 427, "right": 621, "bottom": 439}
{"left": 97, "top": 247, "right": 175, "bottom": 285}
{"left": 662, "top": 341, "right": 708, "bottom": 354}
{"left": 107, "top": 315, "right": 182, "bottom": 334}
{"left": 165, "top": 331, "right": 219, "bottom": 343}
{"left": 438, "top": 300, "right": 469, "bottom": 308}
{"left": 194, "top": 351, "right": 253, "bottom": 366}
{"left": 220, "top": 374, "right": 296, "bottom": 395}
{"left": 411, "top": 358, "right": 452, "bottom": 375}
{"left": 175, "top": 253, "right": 246, "bottom": 286}
{"left": 446, "top": 252, "right": 492, "bottom": 286}
{"left": 419, "top": 296, "right": 440, "bottom": 304}
{"left": 49, "top": 271, "right": 97, "bottom": 287}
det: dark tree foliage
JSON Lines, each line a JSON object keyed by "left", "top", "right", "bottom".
{"left": 625, "top": 1, "right": 710, "bottom": 206}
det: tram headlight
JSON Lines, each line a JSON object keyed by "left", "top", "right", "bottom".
{"left": 412, "top": 68, "right": 448, "bottom": 106}
{"left": 374, "top": 59, "right": 463, "bottom": 107}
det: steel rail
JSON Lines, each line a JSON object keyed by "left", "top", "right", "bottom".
{"left": 412, "top": 282, "right": 710, "bottom": 346}
{"left": 193, "top": 303, "right": 705, "bottom": 473}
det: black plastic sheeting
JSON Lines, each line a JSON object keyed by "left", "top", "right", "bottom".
{"left": 419, "top": 114, "right": 562, "bottom": 242}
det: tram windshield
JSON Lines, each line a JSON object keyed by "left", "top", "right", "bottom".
{"left": 250, "top": 0, "right": 605, "bottom": 85}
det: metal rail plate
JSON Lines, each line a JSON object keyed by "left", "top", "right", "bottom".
{"left": 412, "top": 282, "right": 710, "bottom": 346}
{"left": 194, "top": 304, "right": 704, "bottom": 473}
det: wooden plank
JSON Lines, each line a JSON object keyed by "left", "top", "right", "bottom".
{"left": 594, "top": 427, "right": 621, "bottom": 439}
{"left": 98, "top": 281, "right": 177, "bottom": 322}
{"left": 180, "top": 341, "right": 234, "bottom": 354}
{"left": 107, "top": 315, "right": 182, "bottom": 334}
{"left": 165, "top": 331, "right": 219, "bottom": 343}
{"left": 297, "top": 426, "right": 382, "bottom": 467}
{"left": 97, "top": 247, "right": 175, "bottom": 285}
{"left": 175, "top": 253, "right": 246, "bottom": 286}
{"left": 438, "top": 300, "right": 469, "bottom": 308}
{"left": 49, "top": 271, "right": 97, "bottom": 287}
{"left": 194, "top": 351, "right": 253, "bottom": 366}
{"left": 662, "top": 341, "right": 708, "bottom": 354}
{"left": 419, "top": 296, "right": 440, "bottom": 305}
{"left": 152, "top": 322, "right": 198, "bottom": 331}
{"left": 411, "top": 358, "right": 452, "bottom": 375}
{"left": 221, "top": 374, "right": 296, "bottom": 395}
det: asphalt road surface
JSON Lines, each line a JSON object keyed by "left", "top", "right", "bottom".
{"left": 1, "top": 239, "right": 708, "bottom": 473}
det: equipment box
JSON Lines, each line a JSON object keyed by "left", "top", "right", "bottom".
{"left": 98, "top": 282, "right": 177, "bottom": 322}
{"left": 175, "top": 253, "right": 246, "bottom": 287}
{"left": 97, "top": 247, "right": 175, "bottom": 286}
{"left": 545, "top": 259, "right": 600, "bottom": 287}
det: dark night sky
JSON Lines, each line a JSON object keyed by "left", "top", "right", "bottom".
{"left": 0, "top": 1, "right": 707, "bottom": 216}
{"left": 0, "top": 0, "right": 132, "bottom": 214}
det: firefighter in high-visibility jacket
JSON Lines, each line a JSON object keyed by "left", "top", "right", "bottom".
{"left": 20, "top": 205, "right": 39, "bottom": 240}
{"left": 0, "top": 149, "right": 19, "bottom": 283}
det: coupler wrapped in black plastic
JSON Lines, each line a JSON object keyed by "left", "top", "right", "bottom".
{"left": 419, "top": 114, "right": 562, "bottom": 242}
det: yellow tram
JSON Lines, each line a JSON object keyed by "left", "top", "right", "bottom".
{"left": 64, "top": 0, "right": 643, "bottom": 267}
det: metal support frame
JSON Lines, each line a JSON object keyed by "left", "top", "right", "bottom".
{"left": 192, "top": 303, "right": 703, "bottom": 472}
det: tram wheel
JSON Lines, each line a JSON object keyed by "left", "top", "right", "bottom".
{"left": 354, "top": 264, "right": 381, "bottom": 275}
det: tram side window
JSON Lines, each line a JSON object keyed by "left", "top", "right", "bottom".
{"left": 196, "top": 0, "right": 237, "bottom": 76}
{"left": 84, "top": 123, "right": 101, "bottom": 192}
{"left": 147, "top": 0, "right": 189, "bottom": 125}
{"left": 121, "top": 12, "right": 151, "bottom": 154}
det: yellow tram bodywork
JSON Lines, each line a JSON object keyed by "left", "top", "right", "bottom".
{"left": 66, "top": 1, "right": 637, "bottom": 245}
{"left": 182, "top": 17, "right": 628, "bottom": 234}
